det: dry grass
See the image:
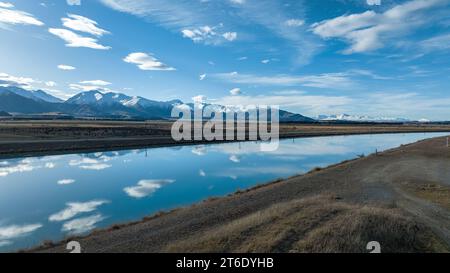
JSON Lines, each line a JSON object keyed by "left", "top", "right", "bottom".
{"left": 164, "top": 195, "right": 448, "bottom": 253}
{"left": 402, "top": 181, "right": 450, "bottom": 210}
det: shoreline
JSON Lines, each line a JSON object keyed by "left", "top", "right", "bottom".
{"left": 29, "top": 135, "right": 450, "bottom": 253}
{"left": 1, "top": 121, "right": 450, "bottom": 159}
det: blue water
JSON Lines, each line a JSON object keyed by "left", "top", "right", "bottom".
{"left": 0, "top": 132, "right": 447, "bottom": 252}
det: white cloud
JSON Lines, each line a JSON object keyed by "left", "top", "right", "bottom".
{"left": 229, "top": 0, "right": 245, "bottom": 4}
{"left": 229, "top": 155, "right": 240, "bottom": 163}
{"left": 0, "top": 2, "right": 13, "bottom": 8}
{"left": 0, "top": 223, "right": 42, "bottom": 241}
{"left": 79, "top": 163, "right": 111, "bottom": 170}
{"left": 312, "top": 0, "right": 447, "bottom": 54}
{"left": 0, "top": 72, "right": 35, "bottom": 87}
{"left": 48, "top": 28, "right": 111, "bottom": 50}
{"left": 69, "top": 157, "right": 113, "bottom": 170}
{"left": 199, "top": 169, "right": 206, "bottom": 177}
{"left": 229, "top": 88, "right": 241, "bottom": 96}
{"left": 212, "top": 71, "right": 354, "bottom": 89}
{"left": 69, "top": 83, "right": 106, "bottom": 92}
{"left": 222, "top": 31, "right": 237, "bottom": 41}
{"left": 261, "top": 59, "right": 270, "bottom": 64}
{"left": 67, "top": 0, "right": 81, "bottom": 6}
{"left": 49, "top": 200, "right": 109, "bottom": 222}
{"left": 285, "top": 19, "right": 304, "bottom": 27}
{"left": 62, "top": 14, "right": 109, "bottom": 37}
{"left": 367, "top": 0, "right": 381, "bottom": 6}
{"left": 0, "top": 159, "right": 40, "bottom": 177}
{"left": 45, "top": 162, "right": 55, "bottom": 168}
{"left": 45, "top": 81, "right": 57, "bottom": 87}
{"left": 182, "top": 25, "right": 236, "bottom": 43}
{"left": 215, "top": 94, "right": 353, "bottom": 116}
{"left": 124, "top": 179, "right": 175, "bottom": 198}
{"left": 192, "top": 146, "right": 207, "bottom": 156}
{"left": 58, "top": 64, "right": 76, "bottom": 71}
{"left": 62, "top": 214, "right": 105, "bottom": 234}
{"left": 123, "top": 52, "right": 175, "bottom": 71}
{"left": 420, "top": 33, "right": 450, "bottom": 51}
{"left": 57, "top": 179, "right": 76, "bottom": 185}
{"left": 99, "top": 0, "right": 317, "bottom": 63}
{"left": 192, "top": 95, "right": 207, "bottom": 103}
{"left": 199, "top": 74, "right": 207, "bottom": 81}
{"left": 79, "top": 80, "right": 111, "bottom": 86}
{"left": 0, "top": 5, "right": 44, "bottom": 26}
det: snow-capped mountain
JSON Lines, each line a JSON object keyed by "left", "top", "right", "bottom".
{"left": 0, "top": 86, "right": 316, "bottom": 121}
{"left": 317, "top": 114, "right": 421, "bottom": 123}
{"left": 0, "top": 86, "right": 62, "bottom": 103}
{"left": 66, "top": 90, "right": 179, "bottom": 109}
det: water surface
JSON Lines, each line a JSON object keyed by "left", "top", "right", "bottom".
{"left": 0, "top": 132, "right": 447, "bottom": 252}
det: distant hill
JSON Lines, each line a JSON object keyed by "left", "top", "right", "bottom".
{"left": 0, "top": 111, "right": 11, "bottom": 116}
{"left": 0, "top": 85, "right": 317, "bottom": 122}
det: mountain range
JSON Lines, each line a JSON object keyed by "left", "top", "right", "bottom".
{"left": 317, "top": 114, "right": 429, "bottom": 123}
{"left": 0, "top": 86, "right": 315, "bottom": 122}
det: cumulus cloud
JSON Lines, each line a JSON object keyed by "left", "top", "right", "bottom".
{"left": 0, "top": 72, "right": 35, "bottom": 88}
{"left": 124, "top": 179, "right": 175, "bottom": 198}
{"left": 192, "top": 146, "right": 207, "bottom": 156}
{"left": 49, "top": 200, "right": 109, "bottom": 222}
{"left": 199, "top": 74, "right": 207, "bottom": 81}
{"left": 182, "top": 26, "right": 214, "bottom": 42}
{"left": 123, "top": 52, "right": 175, "bottom": 71}
{"left": 0, "top": 2, "right": 14, "bottom": 8}
{"left": 62, "top": 14, "right": 109, "bottom": 37}
{"left": 48, "top": 28, "right": 111, "bottom": 50}
{"left": 79, "top": 163, "right": 111, "bottom": 170}
{"left": 80, "top": 80, "right": 111, "bottom": 86}
{"left": 312, "top": 0, "right": 446, "bottom": 54}
{"left": 67, "top": 0, "right": 81, "bottom": 6}
{"left": 181, "top": 25, "right": 237, "bottom": 44}
{"left": 69, "top": 80, "right": 112, "bottom": 92}
{"left": 367, "top": 0, "right": 381, "bottom": 6}
{"left": 45, "top": 81, "right": 57, "bottom": 87}
{"left": 0, "top": 223, "right": 42, "bottom": 241}
{"left": 229, "top": 88, "right": 241, "bottom": 96}
{"left": 0, "top": 159, "right": 43, "bottom": 177}
{"left": 58, "top": 64, "right": 76, "bottom": 71}
{"left": 69, "top": 157, "right": 113, "bottom": 170}
{"left": 62, "top": 214, "right": 105, "bottom": 234}
{"left": 222, "top": 31, "right": 237, "bottom": 41}
{"left": 285, "top": 19, "right": 304, "bottom": 27}
{"left": 229, "top": 155, "right": 241, "bottom": 163}
{"left": 57, "top": 179, "right": 76, "bottom": 185}
{"left": 192, "top": 95, "right": 207, "bottom": 103}
{"left": 0, "top": 4, "right": 44, "bottom": 26}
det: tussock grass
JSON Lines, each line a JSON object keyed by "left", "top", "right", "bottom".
{"left": 164, "top": 195, "right": 448, "bottom": 253}
{"left": 402, "top": 181, "right": 450, "bottom": 210}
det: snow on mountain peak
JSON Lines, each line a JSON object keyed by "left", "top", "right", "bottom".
{"left": 95, "top": 93, "right": 103, "bottom": 101}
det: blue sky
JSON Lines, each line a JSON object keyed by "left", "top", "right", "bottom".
{"left": 0, "top": 0, "right": 450, "bottom": 120}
